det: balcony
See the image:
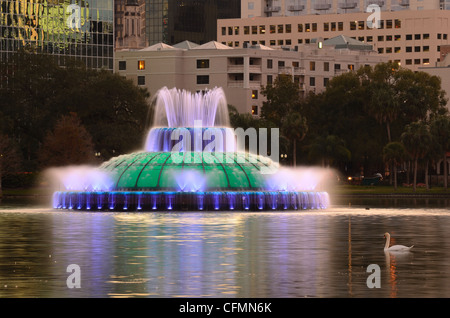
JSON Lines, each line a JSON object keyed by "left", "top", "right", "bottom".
{"left": 264, "top": 6, "right": 281, "bottom": 13}
{"left": 367, "top": 0, "right": 385, "bottom": 6}
{"left": 227, "top": 65, "right": 244, "bottom": 73}
{"left": 228, "top": 80, "right": 243, "bottom": 88}
{"left": 314, "top": 3, "right": 332, "bottom": 10}
{"left": 288, "top": 5, "right": 305, "bottom": 11}
{"left": 338, "top": 1, "right": 358, "bottom": 9}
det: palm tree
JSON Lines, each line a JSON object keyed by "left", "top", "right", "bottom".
{"left": 383, "top": 142, "right": 408, "bottom": 190}
{"left": 430, "top": 115, "right": 450, "bottom": 190}
{"left": 282, "top": 112, "right": 308, "bottom": 167}
{"left": 401, "top": 121, "right": 432, "bottom": 192}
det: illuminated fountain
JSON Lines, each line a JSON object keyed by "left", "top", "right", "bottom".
{"left": 52, "top": 87, "right": 330, "bottom": 211}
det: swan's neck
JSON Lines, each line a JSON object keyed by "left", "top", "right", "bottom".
{"left": 384, "top": 235, "right": 390, "bottom": 250}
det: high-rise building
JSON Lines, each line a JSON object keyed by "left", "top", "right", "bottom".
{"left": 143, "top": 0, "right": 241, "bottom": 46}
{"left": 0, "top": 0, "right": 114, "bottom": 70}
{"left": 218, "top": 8, "right": 450, "bottom": 71}
{"left": 115, "top": 0, "right": 146, "bottom": 50}
{"left": 242, "top": 0, "right": 450, "bottom": 18}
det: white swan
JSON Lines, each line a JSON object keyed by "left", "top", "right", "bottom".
{"left": 384, "top": 232, "right": 414, "bottom": 252}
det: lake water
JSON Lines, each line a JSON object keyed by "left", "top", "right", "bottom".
{"left": 0, "top": 195, "right": 449, "bottom": 298}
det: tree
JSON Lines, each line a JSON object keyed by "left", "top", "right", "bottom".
{"left": 38, "top": 114, "right": 95, "bottom": 168}
{"left": 383, "top": 142, "right": 408, "bottom": 190}
{"left": 307, "top": 135, "right": 351, "bottom": 168}
{"left": 430, "top": 115, "right": 450, "bottom": 190}
{"left": 0, "top": 135, "right": 22, "bottom": 198}
{"left": 364, "top": 62, "right": 401, "bottom": 143}
{"left": 401, "top": 121, "right": 433, "bottom": 192}
{"left": 282, "top": 112, "right": 308, "bottom": 167}
{"left": 260, "top": 74, "right": 302, "bottom": 128}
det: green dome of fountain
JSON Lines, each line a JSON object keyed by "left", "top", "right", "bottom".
{"left": 99, "top": 151, "right": 276, "bottom": 191}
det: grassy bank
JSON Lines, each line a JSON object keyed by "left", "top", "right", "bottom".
{"left": 331, "top": 184, "right": 450, "bottom": 196}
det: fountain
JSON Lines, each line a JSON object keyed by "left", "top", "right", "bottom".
{"left": 52, "top": 87, "right": 330, "bottom": 211}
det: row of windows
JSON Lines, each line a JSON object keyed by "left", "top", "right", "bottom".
{"left": 119, "top": 59, "right": 211, "bottom": 71}
{"left": 222, "top": 19, "right": 403, "bottom": 37}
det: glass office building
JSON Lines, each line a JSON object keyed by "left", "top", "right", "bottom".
{"left": 0, "top": 0, "right": 114, "bottom": 70}
{"left": 145, "top": 0, "right": 240, "bottom": 45}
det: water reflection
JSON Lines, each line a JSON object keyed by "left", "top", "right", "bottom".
{"left": 0, "top": 203, "right": 450, "bottom": 297}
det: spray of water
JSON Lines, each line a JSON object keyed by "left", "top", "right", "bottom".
{"left": 45, "top": 166, "right": 114, "bottom": 192}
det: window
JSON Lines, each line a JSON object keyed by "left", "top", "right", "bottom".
{"left": 278, "top": 24, "right": 283, "bottom": 33}
{"left": 438, "top": 34, "right": 442, "bottom": 39}
{"left": 235, "top": 41, "right": 239, "bottom": 47}
{"left": 406, "top": 46, "right": 412, "bottom": 52}
{"left": 334, "top": 63, "right": 341, "bottom": 70}
{"left": 234, "top": 27, "right": 239, "bottom": 35}
{"left": 378, "top": 48, "right": 384, "bottom": 54}
{"left": 305, "top": 23, "right": 311, "bottom": 32}
{"left": 278, "top": 39, "right": 284, "bottom": 45}
{"left": 358, "top": 21, "right": 364, "bottom": 30}
{"left": 324, "top": 23, "right": 329, "bottom": 31}
{"left": 395, "top": 35, "right": 401, "bottom": 41}
{"left": 278, "top": 61, "right": 285, "bottom": 67}
{"left": 406, "top": 34, "right": 412, "bottom": 40}
{"left": 298, "top": 39, "right": 303, "bottom": 44}
{"left": 286, "top": 39, "right": 292, "bottom": 45}
{"left": 197, "top": 75, "right": 209, "bottom": 85}
{"left": 267, "top": 59, "right": 273, "bottom": 69}
{"left": 445, "top": 34, "right": 448, "bottom": 40}
{"left": 286, "top": 24, "right": 291, "bottom": 33}
{"left": 270, "top": 25, "right": 276, "bottom": 34}
{"left": 309, "top": 77, "right": 315, "bottom": 87}
{"left": 423, "top": 33, "right": 430, "bottom": 40}
{"left": 405, "top": 59, "right": 412, "bottom": 65}
{"left": 350, "top": 21, "right": 356, "bottom": 30}
{"left": 415, "top": 34, "right": 421, "bottom": 40}
{"left": 423, "top": 46, "right": 430, "bottom": 52}
{"left": 338, "top": 22, "right": 343, "bottom": 31}
{"left": 252, "top": 105, "right": 258, "bottom": 115}
{"left": 138, "top": 60, "right": 145, "bottom": 70}
{"left": 367, "top": 36, "right": 373, "bottom": 42}
{"left": 415, "top": 46, "right": 421, "bottom": 52}
{"left": 248, "top": 2, "right": 254, "bottom": 10}
{"left": 423, "top": 58, "right": 430, "bottom": 65}
{"left": 331, "top": 22, "right": 336, "bottom": 31}
{"left": 221, "top": 27, "right": 226, "bottom": 35}
{"left": 312, "top": 23, "right": 317, "bottom": 32}
{"left": 348, "top": 64, "right": 354, "bottom": 71}
{"left": 259, "top": 25, "right": 265, "bottom": 34}
{"left": 386, "top": 35, "right": 392, "bottom": 41}
{"left": 324, "top": 62, "right": 330, "bottom": 72}
{"left": 252, "top": 90, "right": 258, "bottom": 99}
{"left": 386, "top": 47, "right": 392, "bottom": 53}
{"left": 137, "top": 76, "right": 145, "bottom": 85}
{"left": 118, "top": 61, "right": 126, "bottom": 70}
{"left": 228, "top": 27, "right": 233, "bottom": 35}
{"left": 378, "top": 35, "right": 384, "bottom": 41}
{"left": 244, "top": 26, "right": 250, "bottom": 34}
{"left": 270, "top": 40, "right": 276, "bottom": 46}
{"left": 386, "top": 20, "right": 392, "bottom": 29}
{"left": 197, "top": 59, "right": 209, "bottom": 69}
{"left": 267, "top": 75, "right": 273, "bottom": 85}
{"left": 395, "top": 19, "right": 401, "bottom": 28}
{"left": 395, "top": 47, "right": 401, "bottom": 53}
{"left": 252, "top": 25, "right": 257, "bottom": 34}
{"left": 324, "top": 78, "right": 329, "bottom": 87}
{"left": 298, "top": 24, "right": 303, "bottom": 32}
{"left": 414, "top": 59, "right": 421, "bottom": 65}
{"left": 310, "top": 61, "right": 315, "bottom": 71}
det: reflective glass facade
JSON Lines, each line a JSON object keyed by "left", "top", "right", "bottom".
{"left": 0, "top": 0, "right": 114, "bottom": 70}
{"left": 145, "top": 0, "right": 240, "bottom": 45}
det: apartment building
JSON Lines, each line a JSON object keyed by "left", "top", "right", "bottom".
{"left": 241, "top": 0, "right": 450, "bottom": 18}
{"left": 115, "top": 37, "right": 386, "bottom": 115}
{"left": 218, "top": 9, "right": 450, "bottom": 71}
